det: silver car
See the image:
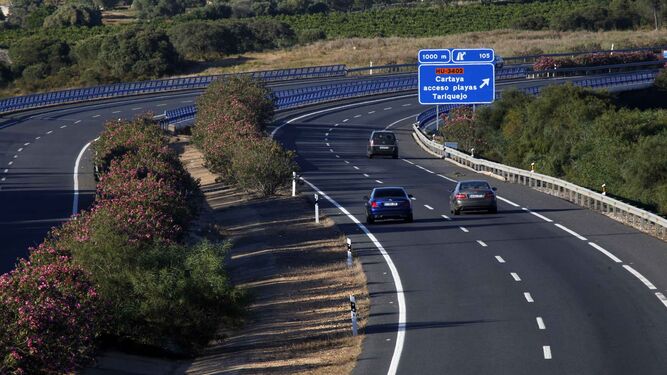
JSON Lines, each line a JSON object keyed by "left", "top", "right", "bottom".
{"left": 367, "top": 130, "right": 398, "bottom": 159}
{"left": 450, "top": 180, "right": 498, "bottom": 215}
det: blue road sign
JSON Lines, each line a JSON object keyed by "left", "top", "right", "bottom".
{"left": 451, "top": 49, "right": 495, "bottom": 64}
{"left": 418, "top": 63, "right": 495, "bottom": 105}
{"left": 418, "top": 49, "right": 451, "bottom": 64}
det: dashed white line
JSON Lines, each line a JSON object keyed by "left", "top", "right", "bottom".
{"left": 363, "top": 174, "right": 370, "bottom": 177}
{"left": 524, "top": 292, "right": 534, "bottom": 302}
{"left": 511, "top": 272, "right": 521, "bottom": 281}
{"left": 325, "top": 138, "right": 328, "bottom": 141}
{"left": 329, "top": 149, "right": 334, "bottom": 152}
{"left": 622, "top": 265, "right": 657, "bottom": 290}
{"left": 441, "top": 214, "right": 451, "bottom": 220}
{"left": 8, "top": 161, "right": 13, "bottom": 166}
{"left": 17, "top": 148, "right": 23, "bottom": 152}
{"left": 424, "top": 204, "right": 434, "bottom": 210}
{"left": 354, "top": 114, "right": 362, "bottom": 118}
{"left": 74, "top": 120, "right": 81, "bottom": 124}
{"left": 402, "top": 159, "right": 415, "bottom": 165}
{"left": 13, "top": 155, "right": 17, "bottom": 159}
{"left": 60, "top": 125, "right": 67, "bottom": 129}
{"left": 180, "top": 100, "right": 193, "bottom": 103}
{"left": 131, "top": 107, "right": 143, "bottom": 111}
{"left": 326, "top": 132, "right": 329, "bottom": 136}
{"left": 522, "top": 207, "right": 553, "bottom": 222}
{"left": 476, "top": 240, "right": 488, "bottom": 247}
{"left": 112, "top": 110, "right": 121, "bottom": 114}
{"left": 156, "top": 103, "right": 167, "bottom": 107}
{"left": 353, "top": 166, "right": 360, "bottom": 170}
{"left": 416, "top": 165, "right": 435, "bottom": 174}
{"left": 1, "top": 177, "right": 5, "bottom": 181}
{"left": 497, "top": 196, "right": 520, "bottom": 207}
{"left": 402, "top": 103, "right": 412, "bottom": 106}
{"left": 334, "top": 124, "right": 339, "bottom": 127}
{"left": 655, "top": 293, "right": 667, "bottom": 309}
{"left": 459, "top": 226, "right": 469, "bottom": 233}
{"left": 588, "top": 242, "right": 622, "bottom": 263}
{"left": 23, "top": 143, "right": 29, "bottom": 146}
{"left": 343, "top": 119, "right": 349, "bottom": 122}
{"left": 336, "top": 155, "right": 340, "bottom": 158}
{"left": 375, "top": 180, "right": 384, "bottom": 184}
{"left": 92, "top": 114, "right": 101, "bottom": 118}
{"left": 543, "top": 346, "right": 552, "bottom": 359}
{"left": 46, "top": 130, "right": 52, "bottom": 134}
{"left": 326, "top": 143, "right": 330, "bottom": 146}
{"left": 410, "top": 197, "right": 416, "bottom": 201}
{"left": 35, "top": 136, "right": 41, "bottom": 140}
{"left": 345, "top": 161, "right": 350, "bottom": 164}
{"left": 554, "top": 223, "right": 587, "bottom": 240}
{"left": 368, "top": 111, "right": 376, "bottom": 114}
{"left": 3, "top": 169, "right": 7, "bottom": 173}
{"left": 536, "top": 317, "right": 546, "bottom": 330}
{"left": 437, "top": 173, "right": 456, "bottom": 182}
{"left": 495, "top": 255, "right": 506, "bottom": 263}
{"left": 384, "top": 107, "right": 392, "bottom": 110}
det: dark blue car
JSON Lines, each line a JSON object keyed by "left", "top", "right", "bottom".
{"left": 364, "top": 187, "right": 413, "bottom": 224}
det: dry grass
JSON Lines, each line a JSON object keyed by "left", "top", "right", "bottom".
{"left": 188, "top": 29, "right": 667, "bottom": 75}
{"left": 178, "top": 140, "right": 369, "bottom": 375}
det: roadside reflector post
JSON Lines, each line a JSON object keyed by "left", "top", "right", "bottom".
{"left": 370, "top": 61, "right": 373, "bottom": 75}
{"left": 602, "top": 183, "right": 607, "bottom": 196}
{"left": 531, "top": 162, "right": 535, "bottom": 173}
{"left": 292, "top": 171, "right": 297, "bottom": 197}
{"left": 314, "top": 193, "right": 319, "bottom": 224}
{"left": 470, "top": 147, "right": 475, "bottom": 158}
{"left": 350, "top": 295, "right": 358, "bottom": 336}
{"left": 346, "top": 237, "right": 353, "bottom": 267}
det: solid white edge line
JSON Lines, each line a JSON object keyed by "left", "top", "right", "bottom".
{"left": 655, "top": 293, "right": 667, "bottom": 309}
{"left": 424, "top": 204, "right": 433, "bottom": 210}
{"left": 384, "top": 114, "right": 418, "bottom": 130}
{"left": 543, "top": 346, "right": 552, "bottom": 359}
{"left": 476, "top": 240, "right": 488, "bottom": 247}
{"left": 588, "top": 242, "right": 622, "bottom": 263}
{"left": 270, "top": 93, "right": 415, "bottom": 137}
{"left": 497, "top": 196, "right": 520, "bottom": 207}
{"left": 536, "top": 317, "right": 546, "bottom": 330}
{"left": 495, "top": 255, "right": 505, "bottom": 263}
{"left": 622, "top": 265, "right": 657, "bottom": 290}
{"left": 524, "top": 292, "right": 534, "bottom": 302}
{"left": 554, "top": 223, "right": 587, "bottom": 240}
{"left": 300, "top": 177, "right": 406, "bottom": 375}
{"left": 73, "top": 138, "right": 98, "bottom": 215}
{"left": 511, "top": 272, "right": 521, "bottom": 281}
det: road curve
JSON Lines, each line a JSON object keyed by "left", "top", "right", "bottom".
{"left": 0, "top": 74, "right": 666, "bottom": 374}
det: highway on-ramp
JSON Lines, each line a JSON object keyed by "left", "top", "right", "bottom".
{"left": 1, "top": 73, "right": 667, "bottom": 374}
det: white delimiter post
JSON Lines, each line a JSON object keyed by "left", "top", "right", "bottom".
{"left": 292, "top": 171, "right": 296, "bottom": 197}
{"left": 346, "top": 237, "right": 353, "bottom": 267}
{"left": 350, "top": 295, "right": 358, "bottom": 336}
{"left": 314, "top": 193, "right": 319, "bottom": 223}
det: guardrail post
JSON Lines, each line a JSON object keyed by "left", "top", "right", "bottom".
{"left": 314, "top": 193, "right": 319, "bottom": 224}
{"left": 350, "top": 295, "right": 358, "bottom": 336}
{"left": 292, "top": 171, "right": 297, "bottom": 197}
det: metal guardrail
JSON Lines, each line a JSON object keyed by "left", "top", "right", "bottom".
{"left": 504, "top": 45, "right": 667, "bottom": 64}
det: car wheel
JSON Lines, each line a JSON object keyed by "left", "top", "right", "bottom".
{"left": 453, "top": 208, "right": 461, "bottom": 215}
{"left": 405, "top": 214, "right": 413, "bottom": 223}
{"left": 392, "top": 152, "right": 398, "bottom": 159}
{"left": 366, "top": 215, "right": 374, "bottom": 224}
{"left": 368, "top": 154, "right": 373, "bottom": 159}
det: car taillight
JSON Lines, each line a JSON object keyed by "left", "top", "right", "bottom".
{"left": 371, "top": 201, "right": 378, "bottom": 208}
{"left": 485, "top": 192, "right": 495, "bottom": 198}
{"left": 455, "top": 193, "right": 467, "bottom": 200}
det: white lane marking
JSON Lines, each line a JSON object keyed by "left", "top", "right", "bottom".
{"left": 334, "top": 124, "right": 339, "bottom": 127}
{"left": 180, "top": 100, "right": 193, "bottom": 103}
{"left": 156, "top": 103, "right": 167, "bottom": 107}
{"left": 336, "top": 155, "right": 340, "bottom": 158}
{"left": 496, "top": 255, "right": 506, "bottom": 263}
{"left": 497, "top": 196, "right": 520, "bottom": 207}
{"left": 655, "top": 293, "right": 667, "bottom": 309}
{"left": 270, "top": 94, "right": 415, "bottom": 137}
{"left": 0, "top": 177, "right": 5, "bottom": 181}
{"left": 375, "top": 180, "right": 384, "bottom": 184}
{"left": 441, "top": 214, "right": 451, "bottom": 220}
{"left": 385, "top": 114, "right": 419, "bottom": 130}
{"left": 402, "top": 159, "right": 415, "bottom": 165}
{"left": 46, "top": 130, "right": 53, "bottom": 134}
{"left": 74, "top": 120, "right": 82, "bottom": 124}
{"left": 73, "top": 137, "right": 99, "bottom": 214}
{"left": 622, "top": 265, "right": 657, "bottom": 290}
{"left": 554, "top": 223, "right": 587, "bottom": 240}
{"left": 522, "top": 207, "right": 553, "bottom": 222}
{"left": 353, "top": 166, "right": 360, "bottom": 170}
{"left": 437, "top": 173, "right": 456, "bottom": 182}
{"left": 543, "top": 346, "right": 552, "bottom": 359}
{"left": 326, "top": 143, "right": 330, "bottom": 147}
{"left": 363, "top": 174, "right": 370, "bottom": 177}
{"left": 524, "top": 292, "right": 534, "bottom": 302}
{"left": 12, "top": 155, "right": 17, "bottom": 159}
{"left": 588, "top": 242, "right": 622, "bottom": 263}
{"left": 60, "top": 125, "right": 67, "bottom": 129}
{"left": 416, "top": 165, "right": 435, "bottom": 174}
{"left": 368, "top": 111, "right": 376, "bottom": 114}
{"left": 460, "top": 226, "right": 469, "bottom": 233}
{"left": 131, "top": 107, "right": 143, "bottom": 111}
{"left": 343, "top": 119, "right": 349, "bottom": 122}
{"left": 424, "top": 204, "right": 434, "bottom": 210}
{"left": 112, "top": 110, "right": 121, "bottom": 114}
{"left": 92, "top": 114, "right": 101, "bottom": 118}
{"left": 345, "top": 161, "right": 350, "bottom": 164}
{"left": 299, "top": 177, "right": 406, "bottom": 375}
{"left": 384, "top": 107, "right": 392, "bottom": 110}
{"left": 35, "top": 136, "right": 41, "bottom": 140}
{"left": 329, "top": 149, "right": 334, "bottom": 152}
{"left": 511, "top": 272, "right": 521, "bottom": 281}
{"left": 326, "top": 132, "right": 329, "bottom": 136}
{"left": 17, "top": 148, "right": 23, "bottom": 152}
{"left": 3, "top": 169, "right": 7, "bottom": 173}
{"left": 23, "top": 143, "right": 30, "bottom": 146}
{"left": 536, "top": 317, "right": 546, "bottom": 330}
{"left": 7, "top": 161, "right": 13, "bottom": 166}
{"left": 325, "top": 138, "right": 328, "bottom": 141}
{"left": 354, "top": 114, "right": 362, "bottom": 118}
{"left": 476, "top": 240, "right": 488, "bottom": 247}
{"left": 402, "top": 103, "right": 412, "bottom": 106}
{"left": 328, "top": 128, "right": 332, "bottom": 131}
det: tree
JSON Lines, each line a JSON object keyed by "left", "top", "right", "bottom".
{"left": 9, "top": 35, "right": 71, "bottom": 74}
{"left": 133, "top": 0, "right": 187, "bottom": 18}
{"left": 168, "top": 21, "right": 236, "bottom": 59}
{"left": 43, "top": 3, "right": 102, "bottom": 27}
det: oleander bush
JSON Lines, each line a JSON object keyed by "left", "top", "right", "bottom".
{"left": 533, "top": 51, "right": 658, "bottom": 71}
{"left": 230, "top": 137, "right": 297, "bottom": 196}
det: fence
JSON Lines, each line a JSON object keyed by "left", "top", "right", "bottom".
{"left": 0, "top": 65, "right": 346, "bottom": 115}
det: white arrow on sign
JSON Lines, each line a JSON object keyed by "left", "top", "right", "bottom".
{"left": 480, "top": 78, "right": 490, "bottom": 88}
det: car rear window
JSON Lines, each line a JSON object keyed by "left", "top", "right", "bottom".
{"left": 373, "top": 188, "right": 406, "bottom": 198}
{"left": 460, "top": 182, "right": 491, "bottom": 190}
{"left": 372, "top": 132, "right": 396, "bottom": 145}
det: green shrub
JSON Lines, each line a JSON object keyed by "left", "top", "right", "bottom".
{"left": 168, "top": 21, "right": 236, "bottom": 59}
{"left": 43, "top": 4, "right": 102, "bottom": 28}
{"left": 230, "top": 137, "right": 297, "bottom": 196}
{"left": 9, "top": 35, "right": 70, "bottom": 74}
{"left": 512, "top": 15, "right": 548, "bottom": 30}
{"left": 133, "top": 0, "right": 187, "bottom": 19}
{"left": 297, "top": 28, "right": 326, "bottom": 44}
{"left": 655, "top": 68, "right": 667, "bottom": 91}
